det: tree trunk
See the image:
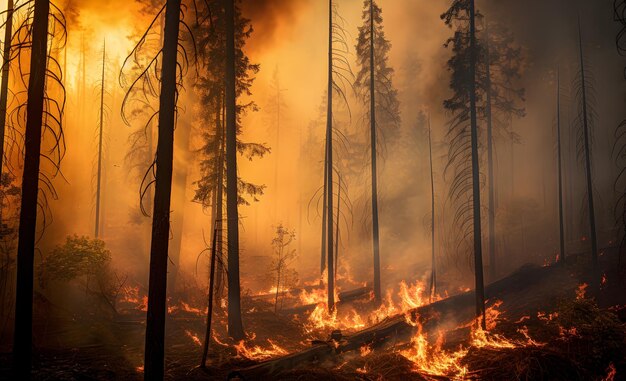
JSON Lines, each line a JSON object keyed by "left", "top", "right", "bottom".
{"left": 225, "top": 0, "right": 245, "bottom": 341}
{"left": 13, "top": 0, "right": 50, "bottom": 376}
{"left": 95, "top": 41, "right": 106, "bottom": 238}
{"left": 369, "top": 0, "right": 381, "bottom": 302}
{"left": 428, "top": 117, "right": 436, "bottom": 300}
{"left": 320, "top": 137, "right": 327, "bottom": 275}
{"left": 577, "top": 20, "right": 598, "bottom": 270}
{"left": 556, "top": 69, "right": 566, "bottom": 263}
{"left": 325, "top": 0, "right": 335, "bottom": 311}
{"left": 484, "top": 24, "right": 496, "bottom": 282}
{"left": 0, "top": 0, "right": 13, "bottom": 179}
{"left": 334, "top": 174, "right": 340, "bottom": 280}
{"left": 200, "top": 226, "right": 218, "bottom": 368}
{"left": 468, "top": 0, "right": 486, "bottom": 330}
{"left": 144, "top": 0, "right": 180, "bottom": 379}
{"left": 213, "top": 98, "right": 225, "bottom": 303}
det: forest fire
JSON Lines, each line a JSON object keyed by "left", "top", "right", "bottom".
{"left": 1, "top": 0, "right": 625, "bottom": 380}
{"left": 234, "top": 339, "right": 288, "bottom": 360}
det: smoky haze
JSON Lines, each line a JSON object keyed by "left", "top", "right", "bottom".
{"left": 3, "top": 0, "right": 624, "bottom": 320}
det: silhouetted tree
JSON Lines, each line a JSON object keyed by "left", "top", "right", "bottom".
{"left": 575, "top": 19, "right": 598, "bottom": 272}
{"left": 12, "top": 0, "right": 67, "bottom": 375}
{"left": 321, "top": 0, "right": 353, "bottom": 311}
{"left": 192, "top": 0, "right": 268, "bottom": 339}
{"left": 120, "top": 0, "right": 202, "bottom": 377}
{"left": 0, "top": 0, "right": 13, "bottom": 180}
{"left": 441, "top": 0, "right": 486, "bottom": 329}
{"left": 481, "top": 20, "right": 525, "bottom": 280}
{"left": 556, "top": 68, "right": 566, "bottom": 262}
{"left": 613, "top": 0, "right": 626, "bottom": 264}
{"left": 95, "top": 41, "right": 107, "bottom": 238}
{"left": 354, "top": 0, "right": 400, "bottom": 301}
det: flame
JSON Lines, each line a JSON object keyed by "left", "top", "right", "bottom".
{"left": 185, "top": 330, "right": 202, "bottom": 347}
{"left": 400, "top": 301, "right": 541, "bottom": 378}
{"left": 400, "top": 318, "right": 469, "bottom": 378}
{"left": 234, "top": 339, "right": 288, "bottom": 360}
{"left": 576, "top": 283, "right": 588, "bottom": 300}
{"left": 299, "top": 288, "right": 327, "bottom": 305}
{"left": 601, "top": 273, "right": 608, "bottom": 287}
{"left": 602, "top": 363, "right": 617, "bottom": 381}
{"left": 360, "top": 344, "right": 372, "bottom": 357}
{"left": 119, "top": 286, "right": 148, "bottom": 312}
{"left": 212, "top": 331, "right": 228, "bottom": 346}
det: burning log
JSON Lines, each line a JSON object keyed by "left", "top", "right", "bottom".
{"left": 338, "top": 286, "right": 372, "bottom": 303}
{"left": 231, "top": 263, "right": 572, "bottom": 379}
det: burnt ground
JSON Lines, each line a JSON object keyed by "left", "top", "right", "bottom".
{"left": 1, "top": 247, "right": 626, "bottom": 381}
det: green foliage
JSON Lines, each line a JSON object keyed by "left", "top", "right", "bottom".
{"left": 193, "top": 0, "right": 269, "bottom": 209}
{"left": 39, "top": 235, "right": 111, "bottom": 285}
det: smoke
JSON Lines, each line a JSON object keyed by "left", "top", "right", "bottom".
{"left": 240, "top": 0, "right": 313, "bottom": 53}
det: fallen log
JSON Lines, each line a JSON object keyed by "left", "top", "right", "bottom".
{"left": 230, "top": 263, "right": 577, "bottom": 380}
{"left": 338, "top": 286, "right": 372, "bottom": 303}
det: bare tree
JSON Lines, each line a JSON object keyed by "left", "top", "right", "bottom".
{"left": 12, "top": 0, "right": 67, "bottom": 375}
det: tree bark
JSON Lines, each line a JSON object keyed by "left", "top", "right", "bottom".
{"left": 95, "top": 41, "right": 106, "bottom": 238}
{"left": 144, "top": 0, "right": 180, "bottom": 379}
{"left": 225, "top": 0, "right": 245, "bottom": 340}
{"left": 577, "top": 20, "right": 598, "bottom": 271}
{"left": 468, "top": 0, "right": 486, "bottom": 330}
{"left": 369, "top": 0, "right": 381, "bottom": 302}
{"left": 485, "top": 24, "right": 496, "bottom": 282}
{"left": 556, "top": 69, "right": 566, "bottom": 263}
{"left": 428, "top": 117, "right": 436, "bottom": 300}
{"left": 13, "top": 0, "right": 49, "bottom": 376}
{"left": 201, "top": 226, "right": 218, "bottom": 368}
{"left": 325, "top": 0, "right": 335, "bottom": 311}
{"left": 0, "top": 0, "right": 13, "bottom": 179}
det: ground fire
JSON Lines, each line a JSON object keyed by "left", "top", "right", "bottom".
{"left": 1, "top": 1, "right": 626, "bottom": 380}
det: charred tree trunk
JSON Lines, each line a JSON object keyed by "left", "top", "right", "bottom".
{"left": 556, "top": 69, "right": 566, "bottom": 263}
{"left": 485, "top": 24, "right": 496, "bottom": 282}
{"left": 0, "top": 0, "right": 13, "bottom": 178}
{"left": 13, "top": 0, "right": 50, "bottom": 375}
{"left": 577, "top": 20, "right": 598, "bottom": 270}
{"left": 334, "top": 174, "right": 341, "bottom": 280}
{"left": 320, "top": 140, "right": 327, "bottom": 275}
{"left": 469, "top": 0, "right": 486, "bottom": 329}
{"left": 212, "top": 98, "right": 225, "bottom": 303}
{"left": 95, "top": 41, "right": 106, "bottom": 238}
{"left": 428, "top": 117, "right": 436, "bottom": 300}
{"left": 144, "top": 0, "right": 181, "bottom": 379}
{"left": 201, "top": 225, "right": 218, "bottom": 368}
{"left": 225, "top": 0, "right": 245, "bottom": 340}
{"left": 369, "top": 0, "right": 382, "bottom": 302}
{"left": 325, "top": 0, "right": 335, "bottom": 311}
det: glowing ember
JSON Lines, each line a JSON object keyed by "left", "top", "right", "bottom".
{"left": 135, "top": 365, "right": 144, "bottom": 373}
{"left": 602, "top": 363, "right": 617, "bottom": 381}
{"left": 360, "top": 344, "right": 372, "bottom": 357}
{"left": 234, "top": 339, "right": 288, "bottom": 360}
{"left": 576, "top": 283, "right": 588, "bottom": 300}
{"left": 601, "top": 273, "right": 608, "bottom": 287}
{"left": 185, "top": 330, "right": 202, "bottom": 347}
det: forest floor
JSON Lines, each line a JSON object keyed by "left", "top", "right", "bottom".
{"left": 1, "top": 248, "right": 626, "bottom": 380}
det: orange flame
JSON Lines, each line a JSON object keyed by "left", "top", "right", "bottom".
{"left": 576, "top": 283, "right": 588, "bottom": 300}
{"left": 234, "top": 339, "right": 288, "bottom": 360}
{"left": 185, "top": 330, "right": 202, "bottom": 347}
